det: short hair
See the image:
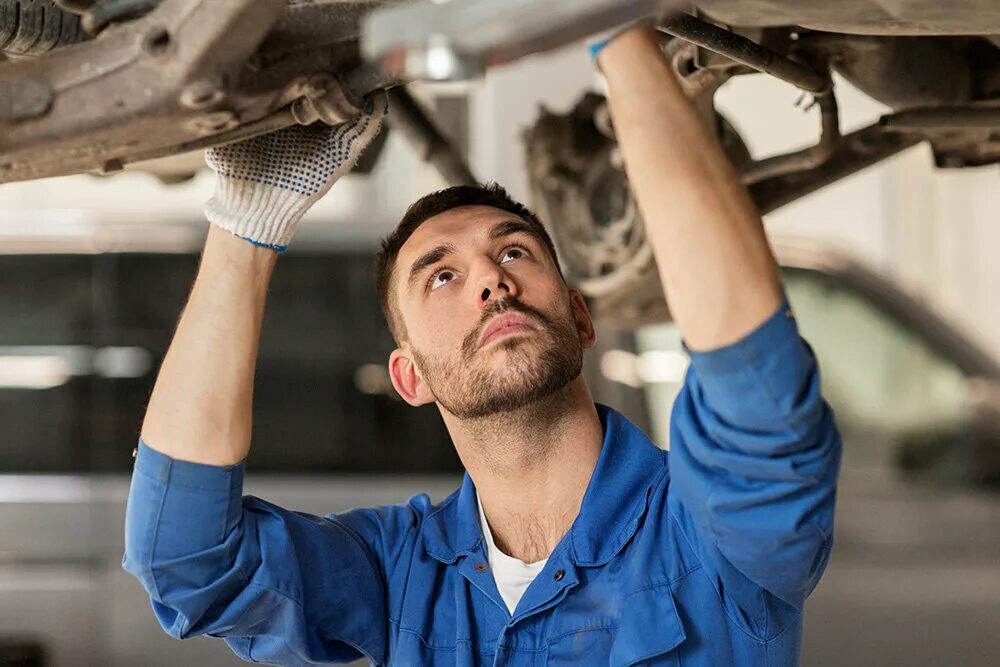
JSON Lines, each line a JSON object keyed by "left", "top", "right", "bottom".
{"left": 374, "top": 182, "right": 562, "bottom": 341}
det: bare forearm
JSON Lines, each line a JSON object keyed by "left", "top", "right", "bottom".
{"left": 140, "top": 225, "right": 277, "bottom": 465}
{"left": 600, "top": 26, "right": 782, "bottom": 350}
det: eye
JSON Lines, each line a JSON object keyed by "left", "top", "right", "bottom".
{"left": 429, "top": 268, "right": 456, "bottom": 290}
{"left": 500, "top": 246, "right": 529, "bottom": 263}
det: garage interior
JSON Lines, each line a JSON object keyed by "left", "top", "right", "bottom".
{"left": 0, "top": 1, "right": 998, "bottom": 665}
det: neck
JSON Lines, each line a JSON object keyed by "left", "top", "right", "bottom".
{"left": 442, "top": 378, "right": 604, "bottom": 563}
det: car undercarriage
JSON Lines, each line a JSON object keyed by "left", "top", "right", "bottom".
{"left": 1, "top": 0, "right": 998, "bottom": 324}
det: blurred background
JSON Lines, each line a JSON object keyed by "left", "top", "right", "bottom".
{"left": 0, "top": 40, "right": 998, "bottom": 667}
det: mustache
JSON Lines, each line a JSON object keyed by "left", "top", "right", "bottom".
{"left": 462, "top": 297, "right": 552, "bottom": 356}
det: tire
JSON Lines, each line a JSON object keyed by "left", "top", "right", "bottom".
{"left": 0, "top": 0, "right": 87, "bottom": 57}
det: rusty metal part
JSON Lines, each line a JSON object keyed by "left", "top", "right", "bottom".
{"left": 879, "top": 106, "right": 1000, "bottom": 130}
{"left": 525, "top": 88, "right": 925, "bottom": 307}
{"left": 0, "top": 0, "right": 286, "bottom": 182}
{"left": 798, "top": 33, "right": 975, "bottom": 109}
{"left": 526, "top": 92, "right": 653, "bottom": 298}
{"left": 339, "top": 61, "right": 397, "bottom": 108}
{"left": 659, "top": 32, "right": 843, "bottom": 187}
{"left": 749, "top": 121, "right": 923, "bottom": 215}
{"left": 0, "top": 76, "right": 52, "bottom": 121}
{"left": 122, "top": 107, "right": 297, "bottom": 164}
{"left": 742, "top": 89, "right": 841, "bottom": 184}
{"left": 525, "top": 91, "right": 753, "bottom": 300}
{"left": 386, "top": 86, "right": 475, "bottom": 186}
{"left": 0, "top": 0, "right": 394, "bottom": 184}
{"left": 657, "top": 12, "right": 830, "bottom": 93}
{"left": 363, "top": 0, "right": 661, "bottom": 81}
{"left": 691, "top": 0, "right": 1000, "bottom": 36}
{"left": 290, "top": 73, "right": 360, "bottom": 125}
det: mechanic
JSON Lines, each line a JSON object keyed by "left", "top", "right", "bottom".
{"left": 123, "top": 23, "right": 841, "bottom": 666}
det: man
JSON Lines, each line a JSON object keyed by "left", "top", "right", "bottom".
{"left": 124, "top": 23, "right": 840, "bottom": 666}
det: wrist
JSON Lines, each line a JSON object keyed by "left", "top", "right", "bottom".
{"left": 595, "top": 23, "right": 661, "bottom": 71}
{"left": 204, "top": 224, "right": 280, "bottom": 276}
{"left": 204, "top": 175, "right": 311, "bottom": 253}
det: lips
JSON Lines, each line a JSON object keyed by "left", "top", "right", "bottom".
{"left": 478, "top": 312, "right": 537, "bottom": 348}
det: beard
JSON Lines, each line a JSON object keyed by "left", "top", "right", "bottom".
{"left": 411, "top": 296, "right": 584, "bottom": 420}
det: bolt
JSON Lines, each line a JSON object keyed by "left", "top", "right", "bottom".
{"left": 180, "top": 80, "right": 225, "bottom": 110}
{"left": 191, "top": 111, "right": 238, "bottom": 134}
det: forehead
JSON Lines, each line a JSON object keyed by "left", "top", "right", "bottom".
{"left": 400, "top": 204, "right": 516, "bottom": 256}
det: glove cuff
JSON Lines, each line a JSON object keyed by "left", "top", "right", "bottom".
{"left": 204, "top": 176, "right": 311, "bottom": 252}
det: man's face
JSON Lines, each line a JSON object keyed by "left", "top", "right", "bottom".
{"left": 388, "top": 205, "right": 595, "bottom": 419}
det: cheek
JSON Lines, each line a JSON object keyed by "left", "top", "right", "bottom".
{"left": 407, "top": 297, "right": 475, "bottom": 350}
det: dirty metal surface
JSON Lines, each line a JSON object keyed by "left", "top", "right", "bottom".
{"left": 693, "top": 0, "right": 1000, "bottom": 35}
{"left": 0, "top": 0, "right": 392, "bottom": 184}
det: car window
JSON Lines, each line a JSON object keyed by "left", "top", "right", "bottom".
{"left": 0, "top": 252, "right": 459, "bottom": 475}
{"left": 632, "top": 267, "right": 970, "bottom": 484}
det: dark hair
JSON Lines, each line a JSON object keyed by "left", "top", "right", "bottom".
{"left": 374, "top": 182, "right": 562, "bottom": 341}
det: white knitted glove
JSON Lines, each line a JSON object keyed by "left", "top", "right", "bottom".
{"left": 203, "top": 91, "right": 388, "bottom": 252}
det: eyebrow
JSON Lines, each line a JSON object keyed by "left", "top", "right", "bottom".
{"left": 407, "top": 243, "right": 457, "bottom": 292}
{"left": 404, "top": 219, "right": 543, "bottom": 293}
{"left": 489, "top": 218, "right": 538, "bottom": 241}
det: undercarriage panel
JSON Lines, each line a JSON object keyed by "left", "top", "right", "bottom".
{"left": 694, "top": 0, "right": 1000, "bottom": 35}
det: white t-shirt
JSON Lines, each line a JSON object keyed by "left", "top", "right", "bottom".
{"left": 477, "top": 494, "right": 547, "bottom": 615}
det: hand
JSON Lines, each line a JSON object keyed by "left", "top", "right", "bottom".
{"left": 203, "top": 91, "right": 389, "bottom": 253}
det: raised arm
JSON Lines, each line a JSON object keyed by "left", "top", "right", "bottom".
{"left": 141, "top": 93, "right": 387, "bottom": 465}
{"left": 123, "top": 97, "right": 397, "bottom": 664}
{"left": 598, "top": 25, "right": 783, "bottom": 350}
{"left": 597, "top": 25, "right": 841, "bottom": 635}
{"left": 140, "top": 225, "right": 275, "bottom": 465}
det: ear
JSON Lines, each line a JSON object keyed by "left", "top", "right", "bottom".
{"left": 568, "top": 289, "right": 597, "bottom": 349}
{"left": 388, "top": 347, "right": 436, "bottom": 407}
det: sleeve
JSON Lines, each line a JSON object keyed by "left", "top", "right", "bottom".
{"left": 665, "top": 299, "right": 842, "bottom": 637}
{"left": 121, "top": 441, "right": 419, "bottom": 665}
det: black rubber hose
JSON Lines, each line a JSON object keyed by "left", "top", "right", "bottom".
{"left": 81, "top": 0, "right": 160, "bottom": 35}
{"left": 658, "top": 12, "right": 830, "bottom": 94}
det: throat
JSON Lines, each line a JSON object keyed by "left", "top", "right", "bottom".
{"left": 491, "top": 511, "right": 573, "bottom": 564}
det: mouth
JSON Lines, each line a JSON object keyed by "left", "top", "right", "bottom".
{"left": 478, "top": 312, "right": 538, "bottom": 349}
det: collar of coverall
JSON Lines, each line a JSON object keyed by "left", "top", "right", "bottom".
{"left": 421, "top": 403, "right": 669, "bottom": 567}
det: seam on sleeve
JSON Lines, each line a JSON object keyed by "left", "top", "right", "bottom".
{"left": 132, "top": 464, "right": 238, "bottom": 492}
{"left": 146, "top": 458, "right": 172, "bottom": 603}
{"left": 246, "top": 636, "right": 259, "bottom": 663}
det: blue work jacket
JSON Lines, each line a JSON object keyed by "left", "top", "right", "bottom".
{"left": 123, "top": 301, "right": 841, "bottom": 666}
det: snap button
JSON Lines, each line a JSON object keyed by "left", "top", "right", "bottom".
{"left": 554, "top": 569, "right": 565, "bottom": 581}
{"left": 474, "top": 562, "right": 487, "bottom": 572}
{"left": 131, "top": 448, "right": 138, "bottom": 459}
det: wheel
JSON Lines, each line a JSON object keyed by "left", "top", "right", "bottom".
{"left": 525, "top": 92, "right": 752, "bottom": 330}
{"left": 0, "top": 0, "right": 86, "bottom": 57}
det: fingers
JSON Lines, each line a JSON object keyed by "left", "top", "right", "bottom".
{"left": 324, "top": 91, "right": 388, "bottom": 164}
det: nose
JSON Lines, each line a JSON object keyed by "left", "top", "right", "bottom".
{"left": 473, "top": 257, "right": 519, "bottom": 306}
